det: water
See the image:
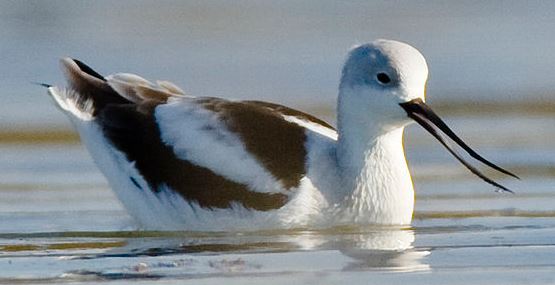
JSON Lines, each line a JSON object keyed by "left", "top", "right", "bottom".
{"left": 1, "top": 1, "right": 555, "bottom": 284}
{"left": 1, "top": 112, "right": 554, "bottom": 284}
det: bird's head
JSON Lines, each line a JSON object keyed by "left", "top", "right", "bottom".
{"left": 338, "top": 39, "right": 517, "bottom": 192}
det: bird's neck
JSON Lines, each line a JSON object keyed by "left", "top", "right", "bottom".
{"left": 335, "top": 105, "right": 414, "bottom": 225}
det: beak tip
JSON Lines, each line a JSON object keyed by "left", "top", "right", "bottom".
{"left": 495, "top": 187, "right": 515, "bottom": 195}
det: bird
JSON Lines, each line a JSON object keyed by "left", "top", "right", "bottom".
{"left": 46, "top": 39, "right": 517, "bottom": 231}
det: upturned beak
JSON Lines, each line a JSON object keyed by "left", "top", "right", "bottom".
{"left": 399, "top": 98, "right": 518, "bottom": 193}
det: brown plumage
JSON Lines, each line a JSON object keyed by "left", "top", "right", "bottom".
{"left": 56, "top": 58, "right": 334, "bottom": 211}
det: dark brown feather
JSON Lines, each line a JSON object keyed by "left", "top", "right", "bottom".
{"left": 196, "top": 98, "right": 313, "bottom": 189}
{"left": 99, "top": 102, "right": 288, "bottom": 211}
{"left": 245, "top": 100, "right": 335, "bottom": 130}
{"left": 63, "top": 59, "right": 336, "bottom": 210}
{"left": 60, "top": 58, "right": 129, "bottom": 116}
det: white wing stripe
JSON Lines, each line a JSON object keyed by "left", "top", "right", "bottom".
{"left": 281, "top": 115, "right": 338, "bottom": 140}
{"left": 155, "top": 100, "right": 286, "bottom": 194}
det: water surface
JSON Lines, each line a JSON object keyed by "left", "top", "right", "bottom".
{"left": 1, "top": 112, "right": 554, "bottom": 284}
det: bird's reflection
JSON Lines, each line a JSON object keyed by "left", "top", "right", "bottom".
{"left": 86, "top": 226, "right": 429, "bottom": 272}
{"left": 333, "top": 228, "right": 430, "bottom": 272}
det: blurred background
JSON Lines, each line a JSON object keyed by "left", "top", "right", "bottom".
{"left": 1, "top": 0, "right": 555, "bottom": 131}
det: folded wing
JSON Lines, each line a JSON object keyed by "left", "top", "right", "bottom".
{"left": 49, "top": 58, "right": 335, "bottom": 211}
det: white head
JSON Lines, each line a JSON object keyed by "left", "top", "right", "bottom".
{"left": 338, "top": 39, "right": 428, "bottom": 134}
{"left": 337, "top": 39, "right": 516, "bottom": 192}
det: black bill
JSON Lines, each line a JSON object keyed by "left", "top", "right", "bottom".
{"left": 399, "top": 98, "right": 518, "bottom": 193}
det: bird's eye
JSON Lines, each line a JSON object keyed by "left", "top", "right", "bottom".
{"left": 376, "top": 72, "right": 391, "bottom": 84}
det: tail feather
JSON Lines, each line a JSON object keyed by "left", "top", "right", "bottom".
{"left": 47, "top": 86, "right": 95, "bottom": 121}
{"left": 48, "top": 58, "right": 190, "bottom": 120}
{"left": 106, "top": 73, "right": 188, "bottom": 104}
{"left": 32, "top": 82, "right": 52, "bottom": 88}
{"left": 72, "top": 59, "right": 105, "bottom": 81}
{"left": 58, "top": 58, "right": 130, "bottom": 116}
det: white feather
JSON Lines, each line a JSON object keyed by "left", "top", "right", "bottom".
{"left": 47, "top": 87, "right": 93, "bottom": 121}
{"left": 281, "top": 115, "right": 338, "bottom": 140}
{"left": 155, "top": 99, "right": 286, "bottom": 194}
{"left": 156, "top": 80, "right": 186, "bottom": 95}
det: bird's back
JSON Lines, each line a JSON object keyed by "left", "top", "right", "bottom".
{"left": 48, "top": 58, "right": 338, "bottom": 230}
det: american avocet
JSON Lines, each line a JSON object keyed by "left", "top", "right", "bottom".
{"left": 46, "top": 39, "right": 516, "bottom": 230}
